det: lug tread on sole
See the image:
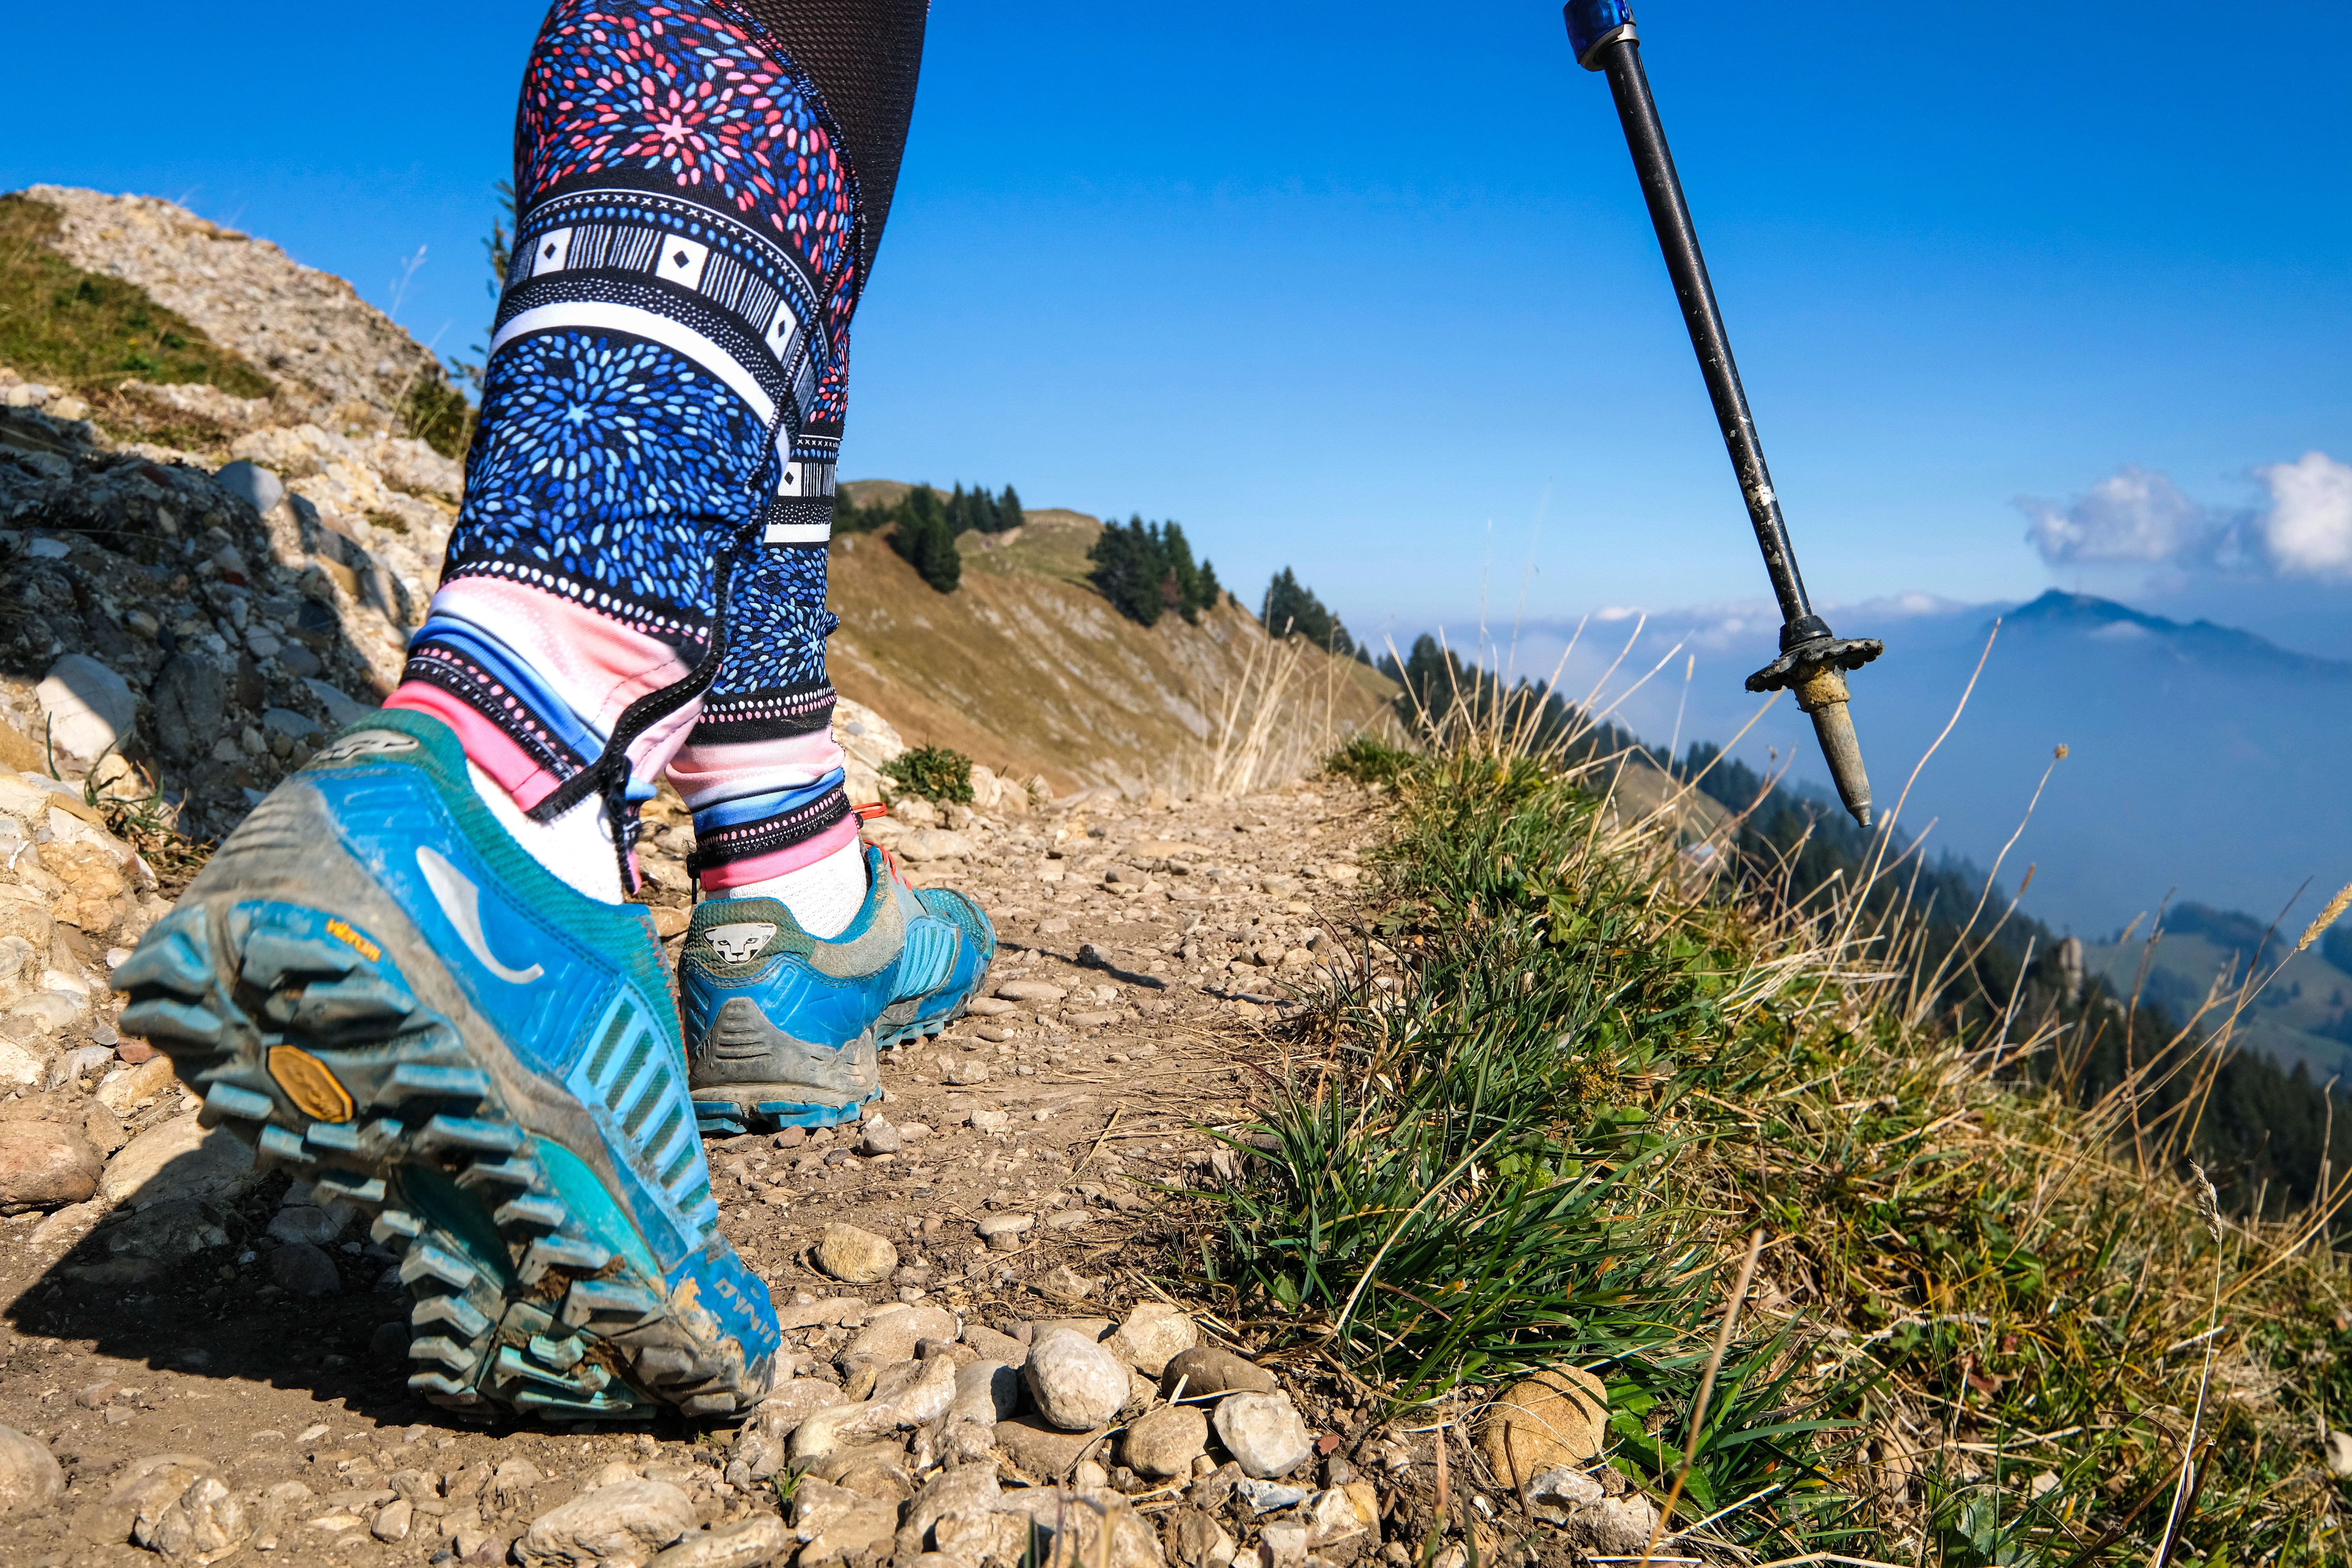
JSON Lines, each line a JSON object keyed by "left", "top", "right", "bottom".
{"left": 115, "top": 901, "right": 764, "bottom": 1421}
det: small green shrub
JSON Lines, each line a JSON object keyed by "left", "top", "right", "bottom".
{"left": 881, "top": 745, "right": 973, "bottom": 804}
{"left": 399, "top": 369, "right": 475, "bottom": 460}
{"left": 1322, "top": 734, "right": 1413, "bottom": 786}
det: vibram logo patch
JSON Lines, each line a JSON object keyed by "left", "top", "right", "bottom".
{"left": 269, "top": 1045, "right": 355, "bottom": 1122}
{"left": 325, "top": 918, "right": 381, "bottom": 962}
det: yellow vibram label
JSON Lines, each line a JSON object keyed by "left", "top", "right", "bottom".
{"left": 269, "top": 1045, "right": 356, "bottom": 1123}
{"left": 324, "top": 918, "right": 381, "bottom": 962}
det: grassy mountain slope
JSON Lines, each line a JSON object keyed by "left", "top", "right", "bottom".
{"left": 825, "top": 503, "right": 1398, "bottom": 795}
{"left": 1211, "top": 736, "right": 2352, "bottom": 1564}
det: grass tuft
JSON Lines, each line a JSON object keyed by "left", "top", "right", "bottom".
{"left": 882, "top": 744, "right": 975, "bottom": 805}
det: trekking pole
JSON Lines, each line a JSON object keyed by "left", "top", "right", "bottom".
{"left": 1563, "top": 0, "right": 1882, "bottom": 826}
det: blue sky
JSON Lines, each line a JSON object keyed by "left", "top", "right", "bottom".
{"left": 7, "top": 1, "right": 2348, "bottom": 646}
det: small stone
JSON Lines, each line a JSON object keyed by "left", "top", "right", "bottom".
{"left": 844, "top": 1303, "right": 957, "bottom": 1364}
{"left": 1261, "top": 1523, "right": 1311, "bottom": 1568}
{"left": 1043, "top": 1208, "right": 1091, "bottom": 1231}
{"left": 267, "top": 1241, "right": 343, "bottom": 1296}
{"left": 1213, "top": 1391, "right": 1314, "bottom": 1479}
{"left": 976, "top": 1212, "right": 1033, "bottom": 1252}
{"left": 1522, "top": 1466, "right": 1604, "bottom": 1524}
{"left": 995, "top": 980, "right": 1068, "bottom": 1004}
{"left": 962, "top": 1324, "right": 1027, "bottom": 1365}
{"left": 971, "top": 1108, "right": 1010, "bottom": 1131}
{"left": 1106, "top": 1302, "right": 1199, "bottom": 1376}
{"left": 949, "top": 1360, "right": 1022, "bottom": 1425}
{"left": 646, "top": 1515, "right": 790, "bottom": 1568}
{"left": 95, "top": 1054, "right": 178, "bottom": 1114}
{"left": 516, "top": 1479, "right": 693, "bottom": 1568}
{"left": 859, "top": 1119, "right": 904, "bottom": 1156}
{"left": 816, "top": 1222, "right": 899, "bottom": 1284}
{"left": 1169, "top": 1507, "right": 1236, "bottom": 1568}
{"left": 0, "top": 1118, "right": 102, "bottom": 1210}
{"left": 38, "top": 654, "right": 138, "bottom": 762}
{"left": 1478, "top": 1365, "right": 1608, "bottom": 1481}
{"left": 0, "top": 1425, "right": 64, "bottom": 1517}
{"left": 99, "top": 1111, "right": 256, "bottom": 1207}
{"left": 965, "top": 997, "right": 1017, "bottom": 1016}
{"left": 374, "top": 1497, "right": 415, "bottom": 1541}
{"left": 895, "top": 1463, "right": 1003, "bottom": 1558}
{"left": 267, "top": 1203, "right": 349, "bottom": 1246}
{"left": 1024, "top": 1328, "right": 1129, "bottom": 1431}
{"left": 1160, "top": 1345, "right": 1277, "bottom": 1399}
{"left": 1122, "top": 1405, "right": 1209, "bottom": 1479}
{"left": 214, "top": 460, "right": 285, "bottom": 515}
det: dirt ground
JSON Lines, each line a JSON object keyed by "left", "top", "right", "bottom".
{"left": 0, "top": 779, "right": 1392, "bottom": 1566}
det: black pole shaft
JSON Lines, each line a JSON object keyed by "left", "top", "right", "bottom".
{"left": 1593, "top": 37, "right": 1812, "bottom": 628}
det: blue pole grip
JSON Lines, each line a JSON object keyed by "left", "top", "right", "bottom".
{"left": 1564, "top": 0, "right": 1637, "bottom": 69}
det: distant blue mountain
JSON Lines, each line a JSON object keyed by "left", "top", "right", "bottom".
{"left": 1535, "top": 589, "right": 2352, "bottom": 936}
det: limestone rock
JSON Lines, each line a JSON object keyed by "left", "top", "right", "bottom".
{"left": 1159, "top": 1345, "right": 1276, "bottom": 1399}
{"left": 993, "top": 1416, "right": 1110, "bottom": 1481}
{"left": 1025, "top": 1328, "right": 1128, "bottom": 1432}
{"left": 950, "top": 1360, "right": 1022, "bottom": 1426}
{"left": 0, "top": 1425, "right": 63, "bottom": 1517}
{"left": 1479, "top": 1365, "right": 1607, "bottom": 1482}
{"left": 1105, "top": 1302, "right": 1198, "bottom": 1376}
{"left": 844, "top": 1302, "right": 956, "bottom": 1364}
{"left": 517, "top": 1480, "right": 694, "bottom": 1568}
{"left": 1213, "top": 1392, "right": 1313, "bottom": 1479}
{"left": 265, "top": 1241, "right": 342, "bottom": 1296}
{"left": 996, "top": 981, "right": 1067, "bottom": 1004}
{"left": 897, "top": 1464, "right": 1003, "bottom": 1558}
{"left": 372, "top": 1497, "right": 415, "bottom": 1542}
{"left": 0, "top": 1117, "right": 101, "bottom": 1210}
{"left": 37, "top": 654, "right": 137, "bottom": 762}
{"left": 816, "top": 1221, "right": 898, "bottom": 1283}
{"left": 1121, "top": 1404, "right": 1209, "bottom": 1479}
{"left": 727, "top": 1382, "right": 847, "bottom": 1480}
{"left": 95, "top": 1054, "right": 178, "bottom": 1114}
{"left": 791, "top": 1477, "right": 898, "bottom": 1567}
{"left": 647, "top": 1516, "right": 790, "bottom": 1568}
{"left": 99, "top": 1112, "right": 255, "bottom": 1208}
{"left": 991, "top": 1486, "right": 1165, "bottom": 1568}
{"left": 1167, "top": 1507, "right": 1236, "bottom": 1568}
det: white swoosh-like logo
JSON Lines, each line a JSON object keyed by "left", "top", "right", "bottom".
{"left": 416, "top": 847, "right": 544, "bottom": 985}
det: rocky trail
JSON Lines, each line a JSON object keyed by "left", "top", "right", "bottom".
{"left": 0, "top": 187, "right": 1642, "bottom": 1568}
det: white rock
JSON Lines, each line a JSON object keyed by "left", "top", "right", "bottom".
{"left": 100, "top": 1111, "right": 257, "bottom": 1208}
{"left": 517, "top": 1479, "right": 693, "bottom": 1568}
{"left": 843, "top": 1303, "right": 956, "bottom": 1363}
{"left": 0, "top": 1040, "right": 42, "bottom": 1089}
{"left": 815, "top": 1222, "right": 898, "bottom": 1284}
{"left": 646, "top": 1515, "right": 790, "bottom": 1567}
{"left": 37, "top": 655, "right": 137, "bottom": 762}
{"left": 1213, "top": 1391, "right": 1314, "bottom": 1479}
{"left": 1023, "top": 1328, "right": 1128, "bottom": 1432}
{"left": 0, "top": 1425, "right": 64, "bottom": 1517}
{"left": 1106, "top": 1302, "right": 1199, "bottom": 1376}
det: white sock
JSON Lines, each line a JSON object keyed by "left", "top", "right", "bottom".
{"left": 726, "top": 837, "right": 867, "bottom": 938}
{"left": 466, "top": 762, "right": 624, "bottom": 904}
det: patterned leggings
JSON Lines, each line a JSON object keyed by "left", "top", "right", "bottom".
{"left": 385, "top": 0, "right": 926, "bottom": 891}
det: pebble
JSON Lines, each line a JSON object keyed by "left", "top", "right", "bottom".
{"left": 0, "top": 1424, "right": 64, "bottom": 1517}
{"left": 1023, "top": 1328, "right": 1129, "bottom": 1431}
{"left": 646, "top": 1515, "right": 790, "bottom": 1567}
{"left": 0, "top": 1117, "right": 102, "bottom": 1209}
{"left": 995, "top": 980, "right": 1068, "bottom": 1004}
{"left": 1479, "top": 1365, "right": 1608, "bottom": 1479}
{"left": 816, "top": 1222, "right": 899, "bottom": 1284}
{"left": 945, "top": 1060, "right": 991, "bottom": 1085}
{"left": 516, "top": 1479, "right": 693, "bottom": 1568}
{"left": 965, "top": 997, "right": 1017, "bottom": 1016}
{"left": 1106, "top": 1301, "right": 1199, "bottom": 1376}
{"left": 265, "top": 1241, "right": 342, "bottom": 1296}
{"left": 98, "top": 1111, "right": 255, "bottom": 1207}
{"left": 1212, "top": 1391, "right": 1314, "bottom": 1479}
{"left": 858, "top": 1118, "right": 904, "bottom": 1156}
{"left": 844, "top": 1303, "right": 956, "bottom": 1364}
{"left": 1121, "top": 1404, "right": 1209, "bottom": 1479}
{"left": 976, "top": 1213, "right": 1033, "bottom": 1252}
{"left": 372, "top": 1497, "right": 414, "bottom": 1541}
{"left": 1160, "top": 1345, "right": 1278, "bottom": 1399}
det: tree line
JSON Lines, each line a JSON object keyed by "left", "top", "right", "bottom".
{"left": 834, "top": 481, "right": 1024, "bottom": 594}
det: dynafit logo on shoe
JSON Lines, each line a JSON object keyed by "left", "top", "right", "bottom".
{"left": 704, "top": 923, "right": 776, "bottom": 964}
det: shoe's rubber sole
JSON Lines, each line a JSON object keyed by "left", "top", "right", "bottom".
{"left": 118, "top": 897, "right": 757, "bottom": 1422}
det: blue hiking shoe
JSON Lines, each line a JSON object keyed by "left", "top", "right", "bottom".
{"left": 111, "top": 710, "right": 778, "bottom": 1421}
{"left": 682, "top": 846, "right": 995, "bottom": 1136}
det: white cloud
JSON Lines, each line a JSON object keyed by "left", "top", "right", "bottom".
{"left": 2256, "top": 451, "right": 2352, "bottom": 581}
{"left": 2020, "top": 466, "right": 2222, "bottom": 566}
